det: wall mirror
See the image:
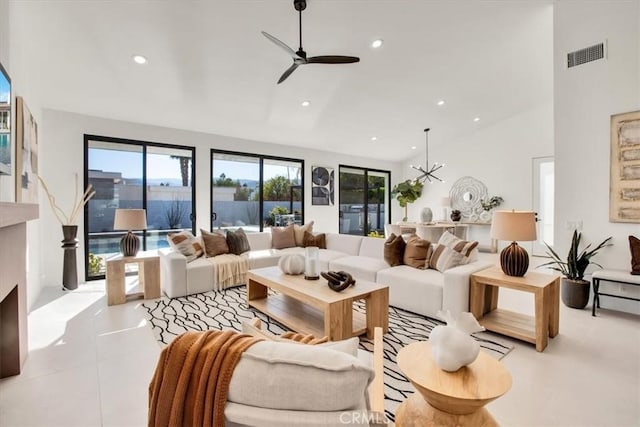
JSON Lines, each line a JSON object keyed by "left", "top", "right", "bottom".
{"left": 449, "top": 176, "right": 488, "bottom": 217}
{"left": 0, "top": 61, "right": 10, "bottom": 175}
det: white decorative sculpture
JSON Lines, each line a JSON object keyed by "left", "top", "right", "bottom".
{"left": 278, "top": 254, "right": 305, "bottom": 275}
{"left": 429, "top": 310, "right": 485, "bottom": 372}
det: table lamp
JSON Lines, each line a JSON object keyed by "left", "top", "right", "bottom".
{"left": 114, "top": 209, "right": 147, "bottom": 257}
{"left": 490, "top": 210, "right": 537, "bottom": 277}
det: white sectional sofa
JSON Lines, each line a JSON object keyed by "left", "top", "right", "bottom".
{"left": 159, "top": 231, "right": 492, "bottom": 319}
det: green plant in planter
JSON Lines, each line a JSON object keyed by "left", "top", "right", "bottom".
{"left": 391, "top": 180, "right": 424, "bottom": 221}
{"left": 538, "top": 230, "right": 612, "bottom": 309}
{"left": 88, "top": 253, "right": 104, "bottom": 276}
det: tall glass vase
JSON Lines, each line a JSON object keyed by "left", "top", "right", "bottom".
{"left": 61, "top": 225, "right": 78, "bottom": 290}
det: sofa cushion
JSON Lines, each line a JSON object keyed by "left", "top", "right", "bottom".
{"left": 200, "top": 229, "right": 229, "bottom": 257}
{"left": 429, "top": 231, "right": 478, "bottom": 272}
{"left": 271, "top": 224, "right": 296, "bottom": 249}
{"left": 184, "top": 257, "right": 215, "bottom": 295}
{"left": 318, "top": 249, "right": 348, "bottom": 271}
{"left": 245, "top": 232, "right": 272, "bottom": 251}
{"left": 293, "top": 221, "right": 314, "bottom": 246}
{"left": 243, "top": 249, "right": 281, "bottom": 270}
{"left": 377, "top": 265, "right": 444, "bottom": 316}
{"left": 302, "top": 231, "right": 326, "bottom": 249}
{"left": 329, "top": 256, "right": 389, "bottom": 283}
{"left": 226, "top": 228, "right": 251, "bottom": 255}
{"left": 630, "top": 235, "right": 640, "bottom": 275}
{"left": 326, "top": 233, "right": 363, "bottom": 255}
{"left": 359, "top": 236, "right": 386, "bottom": 258}
{"left": 228, "top": 340, "right": 373, "bottom": 411}
{"left": 167, "top": 230, "right": 204, "bottom": 262}
{"left": 384, "top": 234, "right": 405, "bottom": 267}
{"left": 404, "top": 234, "right": 432, "bottom": 269}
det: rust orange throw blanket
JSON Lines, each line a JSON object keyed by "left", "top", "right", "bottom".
{"left": 148, "top": 330, "right": 261, "bottom": 427}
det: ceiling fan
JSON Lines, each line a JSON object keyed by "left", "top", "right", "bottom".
{"left": 262, "top": 0, "right": 360, "bottom": 84}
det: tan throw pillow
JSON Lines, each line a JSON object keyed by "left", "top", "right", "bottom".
{"left": 429, "top": 231, "right": 479, "bottom": 272}
{"left": 630, "top": 235, "right": 640, "bottom": 275}
{"left": 271, "top": 224, "right": 296, "bottom": 249}
{"left": 200, "top": 229, "right": 229, "bottom": 257}
{"left": 226, "top": 228, "right": 251, "bottom": 255}
{"left": 403, "top": 234, "right": 432, "bottom": 269}
{"left": 294, "top": 221, "right": 314, "bottom": 247}
{"left": 302, "top": 231, "right": 326, "bottom": 249}
{"left": 167, "top": 231, "right": 204, "bottom": 263}
{"left": 384, "top": 233, "right": 406, "bottom": 267}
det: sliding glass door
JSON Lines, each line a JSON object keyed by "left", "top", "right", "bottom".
{"left": 211, "top": 150, "right": 304, "bottom": 231}
{"left": 338, "top": 166, "right": 390, "bottom": 236}
{"left": 84, "top": 135, "right": 195, "bottom": 279}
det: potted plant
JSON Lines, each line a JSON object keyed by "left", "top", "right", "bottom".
{"left": 391, "top": 179, "right": 424, "bottom": 221}
{"left": 539, "top": 230, "right": 612, "bottom": 309}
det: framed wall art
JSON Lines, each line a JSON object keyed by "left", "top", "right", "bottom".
{"left": 15, "top": 96, "right": 39, "bottom": 203}
{"left": 610, "top": 110, "right": 640, "bottom": 223}
{"left": 311, "top": 166, "right": 334, "bottom": 205}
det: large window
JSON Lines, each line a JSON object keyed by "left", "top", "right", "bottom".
{"left": 339, "top": 166, "right": 390, "bottom": 236}
{"left": 211, "top": 150, "right": 303, "bottom": 231}
{"left": 84, "top": 135, "right": 195, "bottom": 279}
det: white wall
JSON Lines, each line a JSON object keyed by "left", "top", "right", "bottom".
{"left": 400, "top": 102, "right": 554, "bottom": 245}
{"left": 39, "top": 109, "right": 401, "bottom": 287}
{"left": 554, "top": 0, "right": 640, "bottom": 311}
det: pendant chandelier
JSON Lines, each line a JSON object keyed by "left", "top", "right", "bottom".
{"left": 411, "top": 128, "right": 444, "bottom": 183}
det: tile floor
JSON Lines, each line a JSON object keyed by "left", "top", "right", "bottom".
{"left": 0, "top": 260, "right": 639, "bottom": 427}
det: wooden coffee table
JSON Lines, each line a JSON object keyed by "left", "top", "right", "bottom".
{"left": 246, "top": 266, "right": 389, "bottom": 340}
{"left": 395, "top": 341, "right": 511, "bottom": 427}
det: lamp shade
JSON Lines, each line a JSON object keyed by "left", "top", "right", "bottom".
{"left": 114, "top": 209, "right": 147, "bottom": 231}
{"left": 490, "top": 210, "right": 536, "bottom": 242}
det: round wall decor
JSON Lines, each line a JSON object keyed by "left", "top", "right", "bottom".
{"left": 449, "top": 176, "right": 488, "bottom": 217}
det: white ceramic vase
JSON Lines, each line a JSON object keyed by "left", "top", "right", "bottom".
{"left": 420, "top": 207, "right": 433, "bottom": 223}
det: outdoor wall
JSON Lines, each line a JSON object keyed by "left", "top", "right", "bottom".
{"left": 400, "top": 102, "right": 554, "bottom": 249}
{"left": 554, "top": 0, "right": 640, "bottom": 313}
{"left": 39, "top": 109, "right": 402, "bottom": 287}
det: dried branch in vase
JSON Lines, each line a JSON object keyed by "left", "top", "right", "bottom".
{"left": 37, "top": 174, "right": 96, "bottom": 225}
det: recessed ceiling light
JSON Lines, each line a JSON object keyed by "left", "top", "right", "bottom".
{"left": 301, "top": 100, "right": 310, "bottom": 107}
{"left": 371, "top": 136, "right": 377, "bottom": 141}
{"left": 473, "top": 117, "right": 480, "bottom": 122}
{"left": 411, "top": 146, "right": 417, "bottom": 150}
{"left": 371, "top": 39, "right": 383, "bottom": 48}
{"left": 132, "top": 54, "right": 147, "bottom": 64}
{"left": 437, "top": 100, "right": 445, "bottom": 106}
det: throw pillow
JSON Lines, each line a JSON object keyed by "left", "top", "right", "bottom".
{"left": 226, "top": 228, "right": 251, "bottom": 255}
{"left": 302, "top": 231, "right": 327, "bottom": 249}
{"left": 630, "top": 235, "right": 640, "bottom": 275}
{"left": 384, "top": 233, "right": 406, "bottom": 267}
{"left": 403, "top": 234, "right": 432, "bottom": 269}
{"left": 293, "top": 221, "right": 314, "bottom": 247}
{"left": 167, "top": 231, "right": 204, "bottom": 263}
{"left": 429, "top": 231, "right": 479, "bottom": 272}
{"left": 271, "top": 224, "right": 296, "bottom": 249}
{"left": 200, "top": 229, "right": 229, "bottom": 257}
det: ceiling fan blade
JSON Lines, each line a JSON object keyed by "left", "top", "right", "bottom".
{"left": 261, "top": 31, "right": 299, "bottom": 59}
{"left": 306, "top": 55, "right": 360, "bottom": 64}
{"left": 277, "top": 63, "right": 299, "bottom": 84}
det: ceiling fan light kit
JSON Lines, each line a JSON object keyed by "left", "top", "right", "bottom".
{"left": 411, "top": 128, "right": 445, "bottom": 184}
{"left": 262, "top": 0, "right": 360, "bottom": 84}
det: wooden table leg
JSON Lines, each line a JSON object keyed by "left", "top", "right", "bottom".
{"left": 106, "top": 259, "right": 126, "bottom": 306}
{"left": 534, "top": 287, "right": 550, "bottom": 352}
{"left": 366, "top": 288, "right": 389, "bottom": 338}
{"left": 470, "top": 278, "right": 486, "bottom": 319}
{"left": 549, "top": 278, "right": 560, "bottom": 337}
{"left": 246, "top": 279, "right": 268, "bottom": 301}
{"left": 326, "top": 299, "right": 352, "bottom": 340}
{"left": 143, "top": 257, "right": 161, "bottom": 299}
{"left": 484, "top": 285, "right": 499, "bottom": 314}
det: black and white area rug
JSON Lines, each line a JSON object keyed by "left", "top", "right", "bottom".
{"left": 141, "top": 286, "right": 513, "bottom": 421}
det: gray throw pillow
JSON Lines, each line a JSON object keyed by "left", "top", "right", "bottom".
{"left": 226, "top": 228, "right": 251, "bottom": 255}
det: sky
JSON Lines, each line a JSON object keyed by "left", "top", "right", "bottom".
{"left": 0, "top": 71, "right": 9, "bottom": 104}
{"left": 88, "top": 148, "right": 300, "bottom": 182}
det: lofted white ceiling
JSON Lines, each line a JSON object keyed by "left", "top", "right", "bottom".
{"left": 9, "top": 0, "right": 553, "bottom": 162}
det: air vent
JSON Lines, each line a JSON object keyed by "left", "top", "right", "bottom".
{"left": 567, "top": 42, "right": 606, "bottom": 68}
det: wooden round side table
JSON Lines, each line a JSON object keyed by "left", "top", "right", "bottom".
{"left": 395, "top": 341, "right": 512, "bottom": 427}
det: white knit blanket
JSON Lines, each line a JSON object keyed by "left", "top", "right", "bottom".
{"left": 206, "top": 254, "right": 249, "bottom": 291}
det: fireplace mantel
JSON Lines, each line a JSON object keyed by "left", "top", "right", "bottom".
{"left": 0, "top": 201, "right": 39, "bottom": 378}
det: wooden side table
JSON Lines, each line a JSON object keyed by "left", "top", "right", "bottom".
{"left": 470, "top": 266, "right": 560, "bottom": 352}
{"left": 395, "top": 341, "right": 511, "bottom": 427}
{"left": 106, "top": 251, "right": 161, "bottom": 306}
